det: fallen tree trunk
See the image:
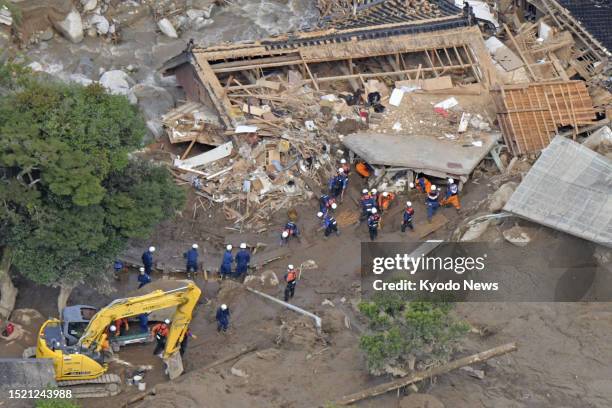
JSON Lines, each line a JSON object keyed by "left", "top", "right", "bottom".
{"left": 336, "top": 342, "right": 518, "bottom": 405}
{"left": 0, "top": 246, "right": 17, "bottom": 320}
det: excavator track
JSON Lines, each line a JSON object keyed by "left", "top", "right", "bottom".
{"left": 57, "top": 374, "right": 122, "bottom": 398}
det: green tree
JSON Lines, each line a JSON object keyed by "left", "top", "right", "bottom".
{"left": 359, "top": 295, "right": 469, "bottom": 375}
{"left": 0, "top": 65, "right": 185, "bottom": 316}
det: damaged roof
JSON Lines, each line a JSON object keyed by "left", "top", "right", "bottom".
{"left": 504, "top": 136, "right": 612, "bottom": 247}
{"left": 556, "top": 0, "right": 612, "bottom": 53}
{"left": 342, "top": 131, "right": 501, "bottom": 178}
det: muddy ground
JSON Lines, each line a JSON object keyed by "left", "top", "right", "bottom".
{"left": 4, "top": 168, "right": 612, "bottom": 408}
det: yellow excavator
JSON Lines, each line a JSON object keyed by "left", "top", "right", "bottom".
{"left": 35, "top": 282, "right": 201, "bottom": 398}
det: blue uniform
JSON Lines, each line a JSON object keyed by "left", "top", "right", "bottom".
{"left": 184, "top": 248, "right": 199, "bottom": 273}
{"left": 323, "top": 215, "right": 339, "bottom": 237}
{"left": 329, "top": 174, "right": 347, "bottom": 198}
{"left": 426, "top": 191, "right": 440, "bottom": 221}
{"left": 141, "top": 251, "right": 154, "bottom": 275}
{"left": 402, "top": 207, "right": 415, "bottom": 232}
{"left": 216, "top": 307, "right": 230, "bottom": 332}
{"left": 319, "top": 194, "right": 331, "bottom": 213}
{"left": 113, "top": 260, "right": 123, "bottom": 273}
{"left": 138, "top": 314, "right": 149, "bottom": 333}
{"left": 235, "top": 249, "right": 251, "bottom": 276}
{"left": 137, "top": 273, "right": 151, "bottom": 289}
{"left": 220, "top": 250, "right": 233, "bottom": 276}
{"left": 367, "top": 214, "right": 381, "bottom": 240}
{"left": 285, "top": 222, "right": 299, "bottom": 237}
{"left": 360, "top": 196, "right": 375, "bottom": 220}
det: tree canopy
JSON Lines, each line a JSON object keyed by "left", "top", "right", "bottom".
{"left": 0, "top": 64, "right": 184, "bottom": 291}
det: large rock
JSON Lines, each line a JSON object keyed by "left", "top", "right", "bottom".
{"left": 99, "top": 70, "right": 136, "bottom": 103}
{"left": 503, "top": 225, "right": 531, "bottom": 247}
{"left": 488, "top": 181, "right": 518, "bottom": 212}
{"left": 157, "top": 18, "right": 178, "bottom": 38}
{"left": 81, "top": 0, "right": 97, "bottom": 12}
{"left": 132, "top": 84, "right": 175, "bottom": 138}
{"left": 53, "top": 9, "right": 84, "bottom": 43}
{"left": 461, "top": 219, "right": 490, "bottom": 242}
{"left": 399, "top": 394, "right": 445, "bottom": 408}
{"left": 89, "top": 13, "right": 109, "bottom": 35}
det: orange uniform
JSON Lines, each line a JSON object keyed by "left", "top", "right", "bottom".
{"left": 416, "top": 177, "right": 432, "bottom": 194}
{"left": 356, "top": 162, "right": 371, "bottom": 177}
{"left": 377, "top": 192, "right": 396, "bottom": 211}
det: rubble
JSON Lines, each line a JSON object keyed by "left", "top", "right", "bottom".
{"left": 158, "top": 18, "right": 178, "bottom": 38}
{"left": 502, "top": 225, "right": 531, "bottom": 247}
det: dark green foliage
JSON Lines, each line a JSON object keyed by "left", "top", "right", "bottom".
{"left": 359, "top": 294, "right": 469, "bottom": 374}
{"left": 35, "top": 399, "right": 80, "bottom": 408}
{"left": 0, "top": 64, "right": 185, "bottom": 289}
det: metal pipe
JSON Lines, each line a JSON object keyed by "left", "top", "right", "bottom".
{"left": 245, "top": 287, "right": 322, "bottom": 335}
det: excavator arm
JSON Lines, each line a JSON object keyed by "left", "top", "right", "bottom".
{"left": 78, "top": 283, "right": 201, "bottom": 357}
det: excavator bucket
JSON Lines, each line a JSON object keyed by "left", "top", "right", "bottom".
{"left": 164, "top": 352, "right": 184, "bottom": 380}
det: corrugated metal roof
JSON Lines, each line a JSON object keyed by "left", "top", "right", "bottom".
{"left": 504, "top": 136, "right": 612, "bottom": 247}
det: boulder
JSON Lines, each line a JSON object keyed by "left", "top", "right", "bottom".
{"left": 461, "top": 219, "right": 490, "bottom": 242}
{"left": 399, "top": 394, "right": 445, "bottom": 408}
{"left": 503, "top": 225, "right": 531, "bottom": 247}
{"left": 488, "top": 181, "right": 518, "bottom": 212}
{"left": 132, "top": 84, "right": 174, "bottom": 137}
{"left": 53, "top": 9, "right": 84, "bottom": 43}
{"left": 39, "top": 28, "right": 55, "bottom": 41}
{"left": 81, "top": 0, "right": 97, "bottom": 12}
{"left": 74, "top": 56, "right": 95, "bottom": 78}
{"left": 89, "top": 13, "right": 109, "bottom": 35}
{"left": 157, "top": 18, "right": 178, "bottom": 38}
{"left": 99, "top": 70, "right": 136, "bottom": 103}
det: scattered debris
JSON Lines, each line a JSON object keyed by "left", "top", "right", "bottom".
{"left": 503, "top": 225, "right": 531, "bottom": 247}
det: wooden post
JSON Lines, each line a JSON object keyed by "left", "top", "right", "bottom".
{"left": 335, "top": 342, "right": 518, "bottom": 406}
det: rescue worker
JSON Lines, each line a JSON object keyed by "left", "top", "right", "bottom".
{"left": 216, "top": 304, "right": 230, "bottom": 333}
{"left": 415, "top": 174, "right": 432, "bottom": 194}
{"left": 426, "top": 185, "right": 440, "bottom": 222}
{"left": 235, "top": 243, "right": 251, "bottom": 278}
{"left": 355, "top": 160, "right": 372, "bottom": 178}
{"left": 340, "top": 158, "right": 350, "bottom": 175}
{"left": 377, "top": 191, "right": 396, "bottom": 214}
{"left": 151, "top": 319, "right": 170, "bottom": 357}
{"left": 317, "top": 211, "right": 340, "bottom": 237}
{"left": 359, "top": 189, "right": 375, "bottom": 222}
{"left": 329, "top": 168, "right": 348, "bottom": 201}
{"left": 180, "top": 327, "right": 197, "bottom": 357}
{"left": 281, "top": 221, "right": 300, "bottom": 246}
{"left": 102, "top": 325, "right": 116, "bottom": 357}
{"left": 367, "top": 208, "right": 381, "bottom": 241}
{"left": 284, "top": 265, "right": 299, "bottom": 302}
{"left": 319, "top": 193, "right": 332, "bottom": 213}
{"left": 138, "top": 313, "right": 149, "bottom": 334}
{"left": 370, "top": 188, "right": 378, "bottom": 204}
{"left": 220, "top": 244, "right": 233, "bottom": 278}
{"left": 113, "top": 260, "right": 124, "bottom": 276}
{"left": 184, "top": 243, "right": 199, "bottom": 276}
{"left": 141, "top": 246, "right": 155, "bottom": 275}
{"left": 137, "top": 267, "right": 151, "bottom": 289}
{"left": 115, "top": 317, "right": 129, "bottom": 336}
{"left": 401, "top": 201, "right": 415, "bottom": 232}
{"left": 440, "top": 178, "right": 461, "bottom": 212}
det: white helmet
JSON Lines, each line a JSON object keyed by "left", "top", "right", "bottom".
{"left": 362, "top": 189, "right": 368, "bottom": 194}
{"left": 409, "top": 182, "right": 415, "bottom": 188}
{"left": 164, "top": 319, "right": 171, "bottom": 325}
{"left": 226, "top": 244, "right": 232, "bottom": 251}
{"left": 139, "top": 267, "right": 145, "bottom": 273}
{"left": 448, "top": 178, "right": 454, "bottom": 184}
{"left": 149, "top": 246, "right": 156, "bottom": 252}
{"left": 317, "top": 211, "right": 324, "bottom": 218}
{"left": 340, "top": 158, "right": 347, "bottom": 164}
{"left": 192, "top": 243, "right": 198, "bottom": 249}
{"left": 382, "top": 192, "right": 388, "bottom": 197}
{"left": 240, "top": 243, "right": 247, "bottom": 249}
{"left": 431, "top": 185, "right": 437, "bottom": 191}
{"left": 337, "top": 168, "right": 344, "bottom": 173}
{"left": 406, "top": 201, "right": 412, "bottom": 207}
{"left": 331, "top": 203, "right": 337, "bottom": 210}
{"left": 288, "top": 264, "right": 294, "bottom": 269}
{"left": 221, "top": 304, "right": 227, "bottom": 310}
{"left": 371, "top": 208, "right": 378, "bottom": 214}
{"left": 371, "top": 189, "right": 377, "bottom": 194}
{"left": 282, "top": 231, "right": 289, "bottom": 238}
{"left": 109, "top": 325, "right": 116, "bottom": 332}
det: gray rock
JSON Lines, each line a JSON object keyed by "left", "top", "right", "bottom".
{"left": 461, "top": 220, "right": 490, "bottom": 242}
{"left": 81, "top": 0, "right": 97, "bottom": 12}
{"left": 99, "top": 70, "right": 136, "bottom": 103}
{"left": 89, "top": 13, "right": 109, "bottom": 35}
{"left": 53, "top": 9, "right": 84, "bottom": 43}
{"left": 157, "top": 18, "right": 178, "bottom": 38}
{"left": 132, "top": 84, "right": 175, "bottom": 137}
{"left": 74, "top": 56, "right": 95, "bottom": 78}
{"left": 503, "top": 225, "right": 531, "bottom": 247}
{"left": 186, "top": 9, "right": 207, "bottom": 20}
{"left": 489, "top": 181, "right": 518, "bottom": 212}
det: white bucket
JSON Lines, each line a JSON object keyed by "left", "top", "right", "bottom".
{"left": 138, "top": 382, "right": 146, "bottom": 391}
